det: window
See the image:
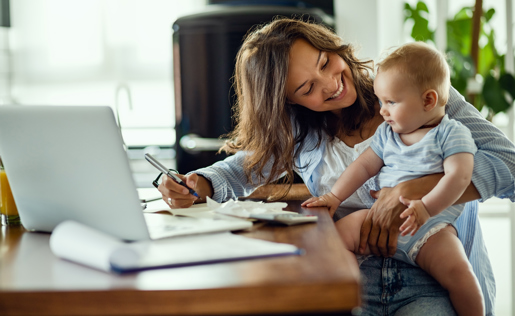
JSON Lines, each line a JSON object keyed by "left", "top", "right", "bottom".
{"left": 8, "top": 0, "right": 206, "bottom": 147}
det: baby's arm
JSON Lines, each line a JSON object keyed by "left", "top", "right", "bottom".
{"left": 399, "top": 152, "right": 474, "bottom": 236}
{"left": 302, "top": 147, "right": 383, "bottom": 215}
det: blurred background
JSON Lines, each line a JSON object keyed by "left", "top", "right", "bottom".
{"left": 0, "top": 0, "right": 514, "bottom": 314}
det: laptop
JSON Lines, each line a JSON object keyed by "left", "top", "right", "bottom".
{"left": 0, "top": 105, "right": 250, "bottom": 241}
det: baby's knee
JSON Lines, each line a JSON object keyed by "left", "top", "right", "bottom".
{"left": 450, "top": 260, "right": 474, "bottom": 277}
{"left": 441, "top": 259, "right": 476, "bottom": 288}
{"left": 341, "top": 230, "right": 361, "bottom": 253}
{"left": 335, "top": 222, "right": 359, "bottom": 252}
{"left": 335, "top": 209, "right": 369, "bottom": 253}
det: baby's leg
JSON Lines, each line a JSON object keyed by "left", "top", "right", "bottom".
{"left": 334, "top": 209, "right": 370, "bottom": 254}
{"left": 415, "top": 226, "right": 484, "bottom": 316}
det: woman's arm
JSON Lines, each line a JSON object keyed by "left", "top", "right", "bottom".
{"left": 358, "top": 173, "right": 480, "bottom": 257}
{"left": 159, "top": 151, "right": 279, "bottom": 208}
{"left": 447, "top": 87, "right": 515, "bottom": 201}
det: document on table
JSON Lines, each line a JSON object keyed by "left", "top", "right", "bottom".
{"left": 144, "top": 197, "right": 296, "bottom": 219}
{"left": 143, "top": 212, "right": 252, "bottom": 240}
{"left": 50, "top": 220, "right": 302, "bottom": 273}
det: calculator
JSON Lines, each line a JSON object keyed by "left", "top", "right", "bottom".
{"left": 249, "top": 213, "right": 318, "bottom": 226}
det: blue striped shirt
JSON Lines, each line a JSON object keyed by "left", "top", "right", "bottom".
{"left": 192, "top": 87, "right": 514, "bottom": 315}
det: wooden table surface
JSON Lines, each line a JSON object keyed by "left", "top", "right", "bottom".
{"left": 0, "top": 199, "right": 360, "bottom": 316}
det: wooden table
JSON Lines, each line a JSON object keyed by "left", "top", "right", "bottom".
{"left": 0, "top": 200, "right": 360, "bottom": 316}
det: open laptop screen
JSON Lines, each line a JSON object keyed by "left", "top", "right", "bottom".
{"left": 0, "top": 106, "right": 150, "bottom": 241}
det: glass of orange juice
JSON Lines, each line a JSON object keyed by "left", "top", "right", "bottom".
{"left": 0, "top": 157, "right": 20, "bottom": 226}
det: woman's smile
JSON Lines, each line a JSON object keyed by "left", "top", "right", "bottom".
{"left": 327, "top": 76, "right": 345, "bottom": 101}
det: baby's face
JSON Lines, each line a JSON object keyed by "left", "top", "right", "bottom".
{"left": 374, "top": 69, "right": 428, "bottom": 134}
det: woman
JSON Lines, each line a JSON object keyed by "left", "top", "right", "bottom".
{"left": 159, "top": 18, "right": 514, "bottom": 315}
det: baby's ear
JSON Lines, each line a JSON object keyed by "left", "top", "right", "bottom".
{"left": 422, "top": 89, "right": 438, "bottom": 111}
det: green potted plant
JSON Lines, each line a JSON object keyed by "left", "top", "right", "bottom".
{"left": 404, "top": 1, "right": 515, "bottom": 120}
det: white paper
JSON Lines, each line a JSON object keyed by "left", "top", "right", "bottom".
{"left": 109, "top": 231, "right": 301, "bottom": 272}
{"left": 144, "top": 197, "right": 294, "bottom": 219}
{"left": 207, "top": 197, "right": 292, "bottom": 218}
{"left": 144, "top": 200, "right": 215, "bottom": 217}
{"left": 50, "top": 220, "right": 301, "bottom": 273}
{"left": 143, "top": 213, "right": 252, "bottom": 239}
{"left": 50, "top": 220, "right": 124, "bottom": 272}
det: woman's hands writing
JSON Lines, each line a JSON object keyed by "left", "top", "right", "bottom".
{"left": 157, "top": 173, "right": 213, "bottom": 208}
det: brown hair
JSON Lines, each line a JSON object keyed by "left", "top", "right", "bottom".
{"left": 377, "top": 42, "right": 450, "bottom": 106}
{"left": 222, "top": 17, "right": 377, "bottom": 198}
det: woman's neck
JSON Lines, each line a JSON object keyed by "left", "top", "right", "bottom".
{"left": 338, "top": 102, "right": 383, "bottom": 148}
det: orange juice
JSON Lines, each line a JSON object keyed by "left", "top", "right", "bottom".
{"left": 0, "top": 169, "right": 19, "bottom": 225}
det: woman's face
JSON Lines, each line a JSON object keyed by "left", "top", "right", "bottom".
{"left": 286, "top": 39, "right": 357, "bottom": 115}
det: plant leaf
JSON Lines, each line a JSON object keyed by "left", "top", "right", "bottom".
{"left": 499, "top": 73, "right": 515, "bottom": 101}
{"left": 454, "top": 7, "right": 473, "bottom": 20}
{"left": 412, "top": 17, "right": 433, "bottom": 41}
{"left": 482, "top": 74, "right": 511, "bottom": 113}
{"left": 484, "top": 8, "right": 495, "bottom": 22}
{"left": 416, "top": 1, "right": 429, "bottom": 12}
{"left": 447, "top": 18, "right": 471, "bottom": 55}
{"left": 404, "top": 3, "right": 413, "bottom": 22}
{"left": 478, "top": 34, "right": 497, "bottom": 75}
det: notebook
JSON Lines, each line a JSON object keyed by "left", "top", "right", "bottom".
{"left": 0, "top": 105, "right": 251, "bottom": 241}
{"left": 50, "top": 220, "right": 301, "bottom": 273}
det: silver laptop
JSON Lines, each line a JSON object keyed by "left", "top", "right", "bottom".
{"left": 0, "top": 106, "right": 250, "bottom": 241}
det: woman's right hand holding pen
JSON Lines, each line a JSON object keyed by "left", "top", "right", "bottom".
{"left": 158, "top": 173, "right": 213, "bottom": 208}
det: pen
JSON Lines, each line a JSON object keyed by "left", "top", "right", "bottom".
{"left": 144, "top": 153, "right": 200, "bottom": 198}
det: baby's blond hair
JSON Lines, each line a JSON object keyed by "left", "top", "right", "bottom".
{"left": 377, "top": 42, "right": 450, "bottom": 106}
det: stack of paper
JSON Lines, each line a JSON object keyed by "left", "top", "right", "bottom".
{"left": 146, "top": 197, "right": 295, "bottom": 219}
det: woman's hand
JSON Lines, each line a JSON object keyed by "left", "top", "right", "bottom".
{"left": 358, "top": 173, "right": 444, "bottom": 257}
{"left": 158, "top": 173, "right": 213, "bottom": 208}
{"left": 301, "top": 192, "right": 341, "bottom": 217}
{"left": 358, "top": 187, "right": 405, "bottom": 257}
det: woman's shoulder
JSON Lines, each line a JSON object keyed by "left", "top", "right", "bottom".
{"left": 445, "top": 86, "right": 481, "bottom": 117}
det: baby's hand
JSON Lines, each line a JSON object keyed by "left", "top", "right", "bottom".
{"left": 301, "top": 192, "right": 341, "bottom": 217}
{"left": 398, "top": 196, "right": 430, "bottom": 236}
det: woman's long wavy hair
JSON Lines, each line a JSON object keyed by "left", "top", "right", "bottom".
{"left": 221, "top": 17, "right": 377, "bottom": 198}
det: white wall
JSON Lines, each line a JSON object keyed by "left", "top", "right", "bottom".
{"left": 334, "top": 0, "right": 404, "bottom": 61}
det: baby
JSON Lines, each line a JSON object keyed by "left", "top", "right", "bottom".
{"left": 303, "top": 42, "right": 484, "bottom": 315}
